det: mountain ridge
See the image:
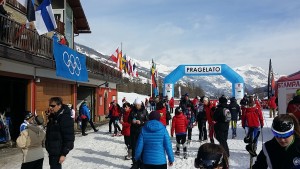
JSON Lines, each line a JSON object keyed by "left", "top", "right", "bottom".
{"left": 74, "top": 42, "right": 281, "bottom": 96}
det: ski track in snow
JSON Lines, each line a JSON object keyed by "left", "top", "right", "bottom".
{"left": 0, "top": 91, "right": 275, "bottom": 169}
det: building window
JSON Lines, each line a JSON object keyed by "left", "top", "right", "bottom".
{"left": 99, "top": 96, "right": 102, "bottom": 106}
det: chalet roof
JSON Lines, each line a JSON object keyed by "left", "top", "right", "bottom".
{"left": 68, "top": 0, "right": 91, "bottom": 34}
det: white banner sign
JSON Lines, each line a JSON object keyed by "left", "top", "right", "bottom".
{"left": 235, "top": 83, "right": 244, "bottom": 99}
{"left": 185, "top": 66, "right": 221, "bottom": 74}
{"left": 164, "top": 83, "right": 173, "bottom": 99}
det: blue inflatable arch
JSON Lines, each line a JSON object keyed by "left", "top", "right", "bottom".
{"left": 163, "top": 64, "right": 245, "bottom": 99}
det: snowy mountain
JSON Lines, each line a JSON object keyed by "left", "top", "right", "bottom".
{"left": 75, "top": 43, "right": 281, "bottom": 96}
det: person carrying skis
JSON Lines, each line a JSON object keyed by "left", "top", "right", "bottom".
{"left": 196, "top": 97, "right": 207, "bottom": 142}
{"left": 252, "top": 114, "right": 300, "bottom": 169}
{"left": 242, "top": 95, "right": 264, "bottom": 157}
{"left": 120, "top": 102, "right": 132, "bottom": 160}
{"left": 171, "top": 107, "right": 188, "bottom": 158}
{"left": 228, "top": 97, "right": 241, "bottom": 139}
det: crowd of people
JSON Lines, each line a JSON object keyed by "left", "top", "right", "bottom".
{"left": 13, "top": 88, "right": 300, "bottom": 169}
{"left": 105, "top": 89, "right": 300, "bottom": 169}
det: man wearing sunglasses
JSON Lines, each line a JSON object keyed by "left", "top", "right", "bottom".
{"left": 252, "top": 114, "right": 300, "bottom": 169}
{"left": 46, "top": 97, "right": 75, "bottom": 169}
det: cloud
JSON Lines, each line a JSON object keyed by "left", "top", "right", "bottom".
{"left": 77, "top": 0, "right": 300, "bottom": 75}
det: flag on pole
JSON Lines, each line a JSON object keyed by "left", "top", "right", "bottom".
{"left": 151, "top": 59, "right": 158, "bottom": 96}
{"left": 110, "top": 48, "right": 119, "bottom": 63}
{"left": 117, "top": 50, "right": 123, "bottom": 71}
{"left": 34, "top": 0, "right": 57, "bottom": 35}
{"left": 128, "top": 59, "right": 133, "bottom": 76}
{"left": 122, "top": 54, "right": 128, "bottom": 74}
{"left": 17, "top": 0, "right": 36, "bottom": 22}
{"left": 133, "top": 63, "right": 137, "bottom": 77}
{"left": 267, "top": 59, "right": 275, "bottom": 99}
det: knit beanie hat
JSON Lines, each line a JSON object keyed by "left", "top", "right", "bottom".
{"left": 134, "top": 98, "right": 143, "bottom": 105}
{"left": 149, "top": 111, "right": 161, "bottom": 121}
{"left": 219, "top": 96, "right": 228, "bottom": 104}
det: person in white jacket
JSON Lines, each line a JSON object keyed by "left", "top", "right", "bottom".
{"left": 17, "top": 115, "right": 46, "bottom": 169}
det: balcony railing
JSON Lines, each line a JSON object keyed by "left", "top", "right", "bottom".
{"left": 0, "top": 15, "right": 122, "bottom": 80}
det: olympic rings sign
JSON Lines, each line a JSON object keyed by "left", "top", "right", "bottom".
{"left": 63, "top": 51, "right": 81, "bottom": 76}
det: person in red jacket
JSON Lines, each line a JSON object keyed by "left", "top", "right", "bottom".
{"left": 169, "top": 97, "right": 175, "bottom": 114}
{"left": 171, "top": 107, "right": 188, "bottom": 158}
{"left": 268, "top": 94, "right": 277, "bottom": 118}
{"left": 203, "top": 97, "right": 215, "bottom": 143}
{"left": 242, "top": 95, "right": 264, "bottom": 157}
{"left": 110, "top": 100, "right": 122, "bottom": 136}
{"left": 192, "top": 96, "right": 199, "bottom": 107}
{"left": 121, "top": 102, "right": 132, "bottom": 160}
{"left": 156, "top": 101, "right": 167, "bottom": 126}
{"left": 287, "top": 89, "right": 300, "bottom": 121}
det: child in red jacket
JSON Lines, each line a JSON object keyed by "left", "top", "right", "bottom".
{"left": 171, "top": 107, "right": 188, "bottom": 158}
{"left": 121, "top": 102, "right": 132, "bottom": 160}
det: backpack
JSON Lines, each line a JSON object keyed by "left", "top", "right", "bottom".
{"left": 223, "top": 108, "right": 231, "bottom": 122}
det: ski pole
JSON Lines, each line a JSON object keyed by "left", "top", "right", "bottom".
{"left": 261, "top": 126, "right": 264, "bottom": 147}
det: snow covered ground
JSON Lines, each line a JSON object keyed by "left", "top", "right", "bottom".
{"left": 0, "top": 92, "right": 275, "bottom": 169}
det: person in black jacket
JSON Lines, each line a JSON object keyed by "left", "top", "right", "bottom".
{"left": 196, "top": 97, "right": 207, "bottom": 142}
{"left": 213, "top": 95, "right": 230, "bottom": 157}
{"left": 252, "top": 114, "right": 300, "bottom": 169}
{"left": 128, "top": 98, "right": 149, "bottom": 169}
{"left": 179, "top": 93, "right": 194, "bottom": 113}
{"left": 46, "top": 97, "right": 75, "bottom": 169}
{"left": 228, "top": 97, "right": 241, "bottom": 139}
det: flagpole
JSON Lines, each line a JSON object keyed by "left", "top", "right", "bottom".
{"left": 267, "top": 59, "right": 271, "bottom": 99}
{"left": 150, "top": 60, "right": 153, "bottom": 98}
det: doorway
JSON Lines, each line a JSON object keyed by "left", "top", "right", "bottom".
{"left": 0, "top": 76, "right": 28, "bottom": 141}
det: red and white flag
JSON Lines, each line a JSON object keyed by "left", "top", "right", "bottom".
{"left": 110, "top": 48, "right": 119, "bottom": 63}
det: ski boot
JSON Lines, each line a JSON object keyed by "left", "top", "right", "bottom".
{"left": 125, "top": 149, "right": 132, "bottom": 160}
{"left": 183, "top": 147, "right": 188, "bottom": 159}
{"left": 246, "top": 144, "right": 257, "bottom": 157}
{"left": 175, "top": 145, "right": 180, "bottom": 156}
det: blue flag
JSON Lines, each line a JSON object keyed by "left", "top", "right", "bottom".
{"left": 34, "top": 0, "right": 57, "bottom": 35}
{"left": 53, "top": 36, "right": 88, "bottom": 82}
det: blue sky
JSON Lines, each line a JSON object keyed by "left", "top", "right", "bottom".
{"left": 76, "top": 0, "right": 300, "bottom": 75}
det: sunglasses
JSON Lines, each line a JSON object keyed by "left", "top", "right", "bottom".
{"left": 49, "top": 105, "right": 56, "bottom": 108}
{"left": 194, "top": 154, "right": 223, "bottom": 169}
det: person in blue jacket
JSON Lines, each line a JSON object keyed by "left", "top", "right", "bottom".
{"left": 134, "top": 111, "right": 174, "bottom": 169}
{"left": 80, "top": 101, "right": 98, "bottom": 136}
